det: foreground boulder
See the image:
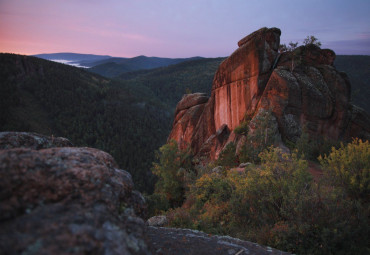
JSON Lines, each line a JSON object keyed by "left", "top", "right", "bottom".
{"left": 0, "top": 132, "right": 150, "bottom": 255}
{"left": 168, "top": 27, "right": 370, "bottom": 159}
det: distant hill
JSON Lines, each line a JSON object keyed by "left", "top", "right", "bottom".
{"left": 116, "top": 57, "right": 225, "bottom": 108}
{"left": 334, "top": 55, "right": 370, "bottom": 113}
{"left": 34, "top": 53, "right": 204, "bottom": 77}
{"left": 88, "top": 55, "right": 203, "bottom": 77}
{"left": 0, "top": 53, "right": 171, "bottom": 192}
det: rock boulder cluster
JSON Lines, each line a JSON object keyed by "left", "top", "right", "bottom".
{"left": 169, "top": 27, "right": 370, "bottom": 159}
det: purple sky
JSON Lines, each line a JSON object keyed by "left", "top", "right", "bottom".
{"left": 1, "top": 0, "right": 369, "bottom": 57}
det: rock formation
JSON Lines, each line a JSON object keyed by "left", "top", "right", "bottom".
{"left": 168, "top": 27, "right": 370, "bottom": 159}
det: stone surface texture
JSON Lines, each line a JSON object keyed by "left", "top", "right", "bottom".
{"left": 0, "top": 132, "right": 150, "bottom": 255}
{"left": 147, "top": 216, "right": 168, "bottom": 227}
{"left": 147, "top": 227, "right": 291, "bottom": 255}
{"left": 0, "top": 131, "right": 73, "bottom": 150}
{"left": 168, "top": 27, "right": 370, "bottom": 159}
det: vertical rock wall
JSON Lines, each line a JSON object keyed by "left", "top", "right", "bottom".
{"left": 212, "top": 27, "right": 281, "bottom": 131}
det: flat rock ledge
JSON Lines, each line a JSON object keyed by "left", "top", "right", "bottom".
{"left": 147, "top": 227, "right": 291, "bottom": 255}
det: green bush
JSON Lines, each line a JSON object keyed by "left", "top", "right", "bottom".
{"left": 239, "top": 109, "right": 279, "bottom": 163}
{"left": 193, "top": 173, "right": 233, "bottom": 208}
{"left": 167, "top": 146, "right": 369, "bottom": 254}
{"left": 319, "top": 138, "right": 370, "bottom": 201}
{"left": 216, "top": 142, "right": 238, "bottom": 168}
{"left": 151, "top": 140, "right": 194, "bottom": 208}
{"left": 234, "top": 117, "right": 250, "bottom": 136}
{"left": 146, "top": 193, "right": 170, "bottom": 217}
{"left": 293, "top": 127, "right": 340, "bottom": 161}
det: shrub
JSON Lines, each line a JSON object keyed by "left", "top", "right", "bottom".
{"left": 239, "top": 109, "right": 280, "bottom": 163}
{"left": 319, "top": 138, "right": 370, "bottom": 201}
{"left": 167, "top": 146, "right": 369, "bottom": 254}
{"left": 151, "top": 140, "right": 194, "bottom": 208}
{"left": 166, "top": 207, "right": 193, "bottom": 228}
{"left": 303, "top": 35, "right": 322, "bottom": 47}
{"left": 294, "top": 127, "right": 340, "bottom": 161}
{"left": 146, "top": 193, "right": 170, "bottom": 217}
{"left": 193, "top": 173, "right": 233, "bottom": 208}
{"left": 216, "top": 142, "right": 238, "bottom": 168}
{"left": 234, "top": 116, "right": 251, "bottom": 136}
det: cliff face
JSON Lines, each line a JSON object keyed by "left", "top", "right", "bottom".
{"left": 169, "top": 27, "right": 370, "bottom": 159}
{"left": 212, "top": 27, "right": 281, "bottom": 131}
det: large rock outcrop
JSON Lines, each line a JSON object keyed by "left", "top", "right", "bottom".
{"left": 0, "top": 132, "right": 150, "bottom": 255}
{"left": 169, "top": 28, "right": 370, "bottom": 159}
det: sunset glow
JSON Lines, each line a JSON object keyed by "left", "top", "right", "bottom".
{"left": 1, "top": 0, "right": 369, "bottom": 57}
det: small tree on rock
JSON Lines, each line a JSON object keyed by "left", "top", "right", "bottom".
{"left": 287, "top": 41, "right": 299, "bottom": 72}
{"left": 151, "top": 140, "right": 193, "bottom": 208}
{"left": 303, "top": 35, "right": 322, "bottom": 47}
{"left": 279, "top": 43, "right": 288, "bottom": 53}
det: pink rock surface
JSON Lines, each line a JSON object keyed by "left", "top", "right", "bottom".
{"left": 168, "top": 27, "right": 370, "bottom": 160}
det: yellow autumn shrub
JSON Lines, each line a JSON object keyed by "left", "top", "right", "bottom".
{"left": 319, "top": 138, "right": 370, "bottom": 201}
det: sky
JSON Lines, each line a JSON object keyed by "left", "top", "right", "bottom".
{"left": 0, "top": 0, "right": 369, "bottom": 58}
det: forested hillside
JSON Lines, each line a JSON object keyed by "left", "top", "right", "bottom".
{"left": 334, "top": 55, "right": 370, "bottom": 113}
{"left": 116, "top": 57, "right": 225, "bottom": 108}
{"left": 0, "top": 53, "right": 171, "bottom": 192}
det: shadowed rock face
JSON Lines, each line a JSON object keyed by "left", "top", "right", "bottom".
{"left": 0, "top": 132, "right": 150, "bottom": 255}
{"left": 258, "top": 44, "right": 370, "bottom": 141}
{"left": 168, "top": 27, "right": 370, "bottom": 159}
